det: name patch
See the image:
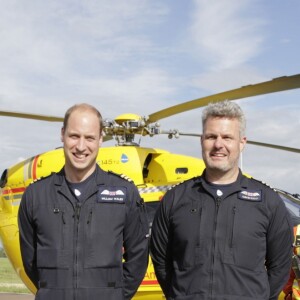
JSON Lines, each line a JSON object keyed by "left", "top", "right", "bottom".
{"left": 97, "top": 186, "right": 127, "bottom": 203}
{"left": 238, "top": 190, "right": 262, "bottom": 201}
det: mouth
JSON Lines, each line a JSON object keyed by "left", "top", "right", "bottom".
{"left": 73, "top": 153, "right": 88, "bottom": 160}
{"left": 210, "top": 152, "right": 226, "bottom": 158}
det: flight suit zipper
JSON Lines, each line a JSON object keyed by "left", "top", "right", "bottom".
{"left": 229, "top": 206, "right": 236, "bottom": 248}
{"left": 74, "top": 202, "right": 81, "bottom": 294}
{"left": 61, "top": 211, "right": 66, "bottom": 249}
{"left": 196, "top": 207, "right": 202, "bottom": 244}
{"left": 195, "top": 206, "right": 203, "bottom": 265}
{"left": 209, "top": 196, "right": 221, "bottom": 300}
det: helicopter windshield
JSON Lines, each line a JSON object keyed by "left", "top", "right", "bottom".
{"left": 277, "top": 191, "right": 300, "bottom": 226}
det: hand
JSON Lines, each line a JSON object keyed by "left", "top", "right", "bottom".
{"left": 284, "top": 292, "right": 293, "bottom": 300}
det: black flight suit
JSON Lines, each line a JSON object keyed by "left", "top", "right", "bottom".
{"left": 150, "top": 170, "right": 293, "bottom": 300}
{"left": 18, "top": 166, "right": 149, "bottom": 300}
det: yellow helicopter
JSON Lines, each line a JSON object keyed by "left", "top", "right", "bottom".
{"left": 1, "top": 74, "right": 300, "bottom": 300}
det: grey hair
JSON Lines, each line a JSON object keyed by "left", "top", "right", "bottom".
{"left": 202, "top": 100, "right": 246, "bottom": 137}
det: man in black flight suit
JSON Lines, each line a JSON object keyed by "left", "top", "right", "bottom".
{"left": 19, "top": 103, "right": 149, "bottom": 300}
{"left": 150, "top": 100, "right": 293, "bottom": 300}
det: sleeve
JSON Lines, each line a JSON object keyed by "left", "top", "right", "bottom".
{"left": 122, "top": 186, "right": 149, "bottom": 300}
{"left": 149, "top": 192, "right": 173, "bottom": 297}
{"left": 265, "top": 190, "right": 294, "bottom": 300}
{"left": 18, "top": 186, "right": 39, "bottom": 288}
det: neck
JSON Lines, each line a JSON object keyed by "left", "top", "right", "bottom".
{"left": 64, "top": 165, "right": 96, "bottom": 183}
{"left": 205, "top": 168, "right": 239, "bottom": 185}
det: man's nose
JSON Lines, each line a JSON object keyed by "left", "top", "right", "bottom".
{"left": 214, "top": 136, "right": 224, "bottom": 148}
{"left": 76, "top": 138, "right": 86, "bottom": 151}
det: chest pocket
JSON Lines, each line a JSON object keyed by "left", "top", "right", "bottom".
{"left": 222, "top": 201, "right": 267, "bottom": 271}
{"left": 171, "top": 199, "right": 204, "bottom": 269}
{"left": 36, "top": 203, "right": 72, "bottom": 268}
{"left": 84, "top": 187, "right": 127, "bottom": 268}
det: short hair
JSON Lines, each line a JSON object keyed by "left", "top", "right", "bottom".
{"left": 63, "top": 103, "right": 103, "bottom": 134}
{"left": 202, "top": 100, "right": 246, "bottom": 137}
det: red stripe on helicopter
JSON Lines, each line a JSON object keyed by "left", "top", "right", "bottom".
{"left": 32, "top": 155, "right": 40, "bottom": 180}
{"left": 2, "top": 187, "right": 26, "bottom": 195}
{"left": 141, "top": 280, "right": 158, "bottom": 285}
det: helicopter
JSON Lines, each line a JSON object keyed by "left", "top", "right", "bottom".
{"left": 1, "top": 74, "right": 300, "bottom": 300}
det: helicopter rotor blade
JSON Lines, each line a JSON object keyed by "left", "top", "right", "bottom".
{"left": 147, "top": 74, "right": 300, "bottom": 124}
{"left": 247, "top": 140, "right": 300, "bottom": 154}
{"left": 0, "top": 110, "right": 114, "bottom": 142}
{"left": 0, "top": 111, "right": 64, "bottom": 122}
{"left": 2, "top": 74, "right": 299, "bottom": 127}
{"left": 160, "top": 130, "right": 300, "bottom": 154}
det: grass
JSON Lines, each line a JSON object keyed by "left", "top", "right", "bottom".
{"left": 0, "top": 257, "right": 31, "bottom": 294}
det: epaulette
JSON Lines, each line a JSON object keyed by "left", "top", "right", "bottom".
{"left": 108, "top": 170, "right": 134, "bottom": 183}
{"left": 167, "top": 181, "right": 184, "bottom": 191}
{"left": 250, "top": 177, "right": 276, "bottom": 191}
{"left": 168, "top": 175, "right": 200, "bottom": 191}
{"left": 28, "top": 173, "right": 53, "bottom": 186}
{"left": 28, "top": 177, "right": 45, "bottom": 185}
{"left": 167, "top": 176, "right": 199, "bottom": 191}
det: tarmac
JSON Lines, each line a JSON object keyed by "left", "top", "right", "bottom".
{"left": 0, "top": 294, "right": 34, "bottom": 299}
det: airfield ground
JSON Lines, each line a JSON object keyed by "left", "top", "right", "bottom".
{"left": 0, "top": 293, "right": 34, "bottom": 299}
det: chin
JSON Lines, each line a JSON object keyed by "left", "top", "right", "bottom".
{"left": 70, "top": 162, "right": 88, "bottom": 170}
{"left": 209, "top": 165, "right": 229, "bottom": 173}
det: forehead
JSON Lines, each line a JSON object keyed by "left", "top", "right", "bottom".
{"left": 203, "top": 116, "right": 240, "bottom": 131}
{"left": 67, "top": 109, "right": 100, "bottom": 130}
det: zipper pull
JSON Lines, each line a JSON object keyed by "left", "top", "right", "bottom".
{"left": 87, "top": 210, "right": 93, "bottom": 224}
{"left": 62, "top": 212, "right": 66, "bottom": 224}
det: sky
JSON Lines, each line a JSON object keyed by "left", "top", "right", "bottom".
{"left": 0, "top": 0, "right": 300, "bottom": 193}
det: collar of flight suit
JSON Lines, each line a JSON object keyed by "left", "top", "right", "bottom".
{"left": 195, "top": 169, "right": 251, "bottom": 200}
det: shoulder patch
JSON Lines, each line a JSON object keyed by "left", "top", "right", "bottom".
{"left": 238, "top": 190, "right": 262, "bottom": 201}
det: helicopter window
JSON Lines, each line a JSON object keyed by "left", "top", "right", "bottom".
{"left": 143, "top": 154, "right": 153, "bottom": 179}
{"left": 278, "top": 193, "right": 300, "bottom": 226}
{"left": 129, "top": 121, "right": 139, "bottom": 128}
{"left": 0, "top": 169, "right": 8, "bottom": 188}
{"left": 175, "top": 168, "right": 188, "bottom": 174}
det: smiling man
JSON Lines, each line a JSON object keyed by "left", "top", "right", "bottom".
{"left": 150, "top": 100, "right": 293, "bottom": 300}
{"left": 18, "top": 103, "right": 149, "bottom": 300}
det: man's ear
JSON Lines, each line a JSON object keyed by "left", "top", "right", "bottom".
{"left": 240, "top": 136, "right": 247, "bottom": 152}
{"left": 61, "top": 127, "right": 64, "bottom": 143}
{"left": 200, "top": 134, "right": 204, "bottom": 147}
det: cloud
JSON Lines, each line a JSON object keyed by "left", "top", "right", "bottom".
{"left": 190, "top": 67, "right": 267, "bottom": 93}
{"left": 188, "top": 0, "right": 266, "bottom": 70}
{"left": 0, "top": 0, "right": 299, "bottom": 195}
